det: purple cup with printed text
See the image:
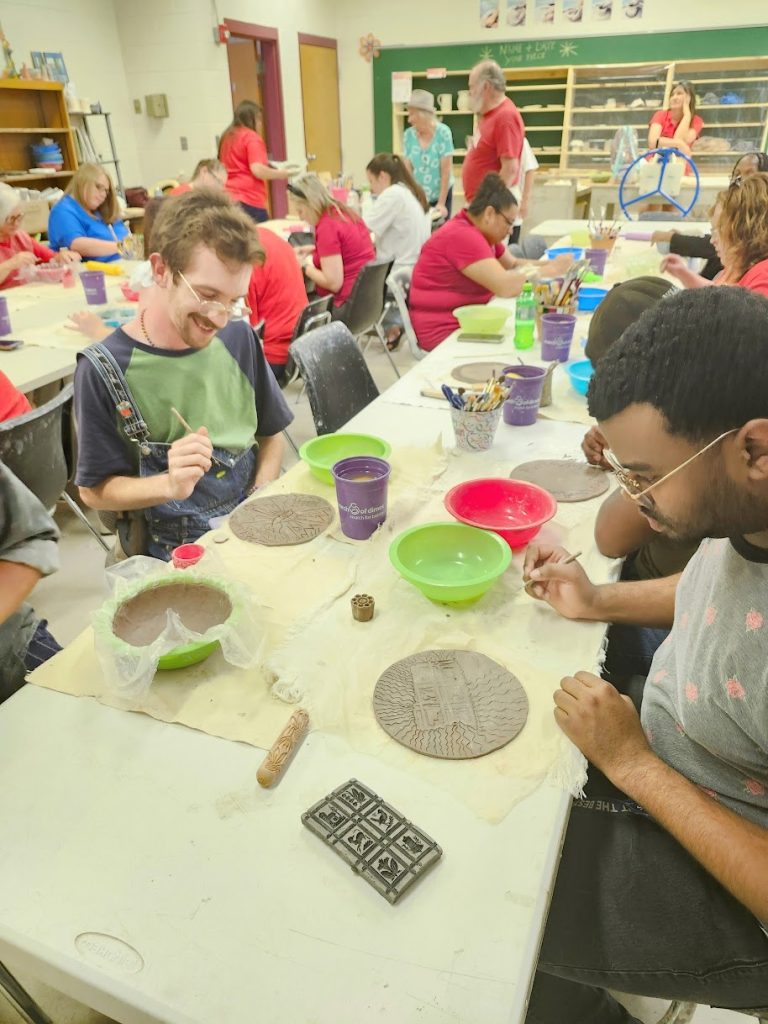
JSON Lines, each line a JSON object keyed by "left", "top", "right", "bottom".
{"left": 80, "top": 269, "right": 108, "bottom": 305}
{"left": 332, "top": 455, "right": 391, "bottom": 540}
{"left": 540, "top": 313, "right": 577, "bottom": 363}
{"left": 502, "top": 365, "right": 547, "bottom": 426}
{"left": 0, "top": 296, "right": 10, "bottom": 337}
{"left": 585, "top": 248, "right": 609, "bottom": 276}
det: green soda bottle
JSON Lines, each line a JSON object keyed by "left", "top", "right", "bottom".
{"left": 514, "top": 283, "right": 536, "bottom": 350}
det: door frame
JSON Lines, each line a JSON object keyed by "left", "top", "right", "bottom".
{"left": 297, "top": 33, "right": 342, "bottom": 175}
{"left": 224, "top": 19, "right": 288, "bottom": 216}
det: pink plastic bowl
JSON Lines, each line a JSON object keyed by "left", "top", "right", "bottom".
{"left": 444, "top": 478, "right": 557, "bottom": 549}
{"left": 171, "top": 543, "right": 205, "bottom": 569}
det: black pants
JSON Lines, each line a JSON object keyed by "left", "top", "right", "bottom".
{"left": 239, "top": 202, "right": 268, "bottom": 223}
{"left": 268, "top": 362, "right": 286, "bottom": 386}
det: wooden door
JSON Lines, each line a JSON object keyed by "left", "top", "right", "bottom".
{"left": 227, "top": 37, "right": 263, "bottom": 112}
{"left": 298, "top": 37, "right": 342, "bottom": 176}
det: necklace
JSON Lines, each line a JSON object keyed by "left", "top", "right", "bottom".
{"left": 139, "top": 310, "right": 155, "bottom": 347}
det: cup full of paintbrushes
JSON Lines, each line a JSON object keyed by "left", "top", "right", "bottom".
{"left": 443, "top": 378, "right": 506, "bottom": 452}
{"left": 501, "top": 364, "right": 548, "bottom": 426}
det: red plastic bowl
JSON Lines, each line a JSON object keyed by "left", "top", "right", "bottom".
{"left": 444, "top": 477, "right": 557, "bottom": 550}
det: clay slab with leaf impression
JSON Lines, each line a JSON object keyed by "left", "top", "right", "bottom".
{"left": 229, "top": 494, "right": 334, "bottom": 546}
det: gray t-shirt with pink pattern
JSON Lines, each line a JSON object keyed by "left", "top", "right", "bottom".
{"left": 642, "top": 535, "right": 768, "bottom": 828}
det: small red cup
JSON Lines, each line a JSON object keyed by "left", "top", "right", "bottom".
{"left": 171, "top": 543, "right": 205, "bottom": 569}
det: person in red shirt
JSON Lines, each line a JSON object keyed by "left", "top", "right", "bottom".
{"left": 409, "top": 173, "right": 572, "bottom": 351}
{"left": 0, "top": 371, "right": 31, "bottom": 422}
{"left": 0, "top": 182, "right": 79, "bottom": 289}
{"left": 662, "top": 172, "right": 768, "bottom": 298}
{"left": 248, "top": 227, "right": 308, "bottom": 384}
{"left": 169, "top": 158, "right": 227, "bottom": 196}
{"left": 462, "top": 60, "right": 526, "bottom": 204}
{"left": 648, "top": 81, "right": 703, "bottom": 159}
{"left": 218, "top": 101, "right": 293, "bottom": 223}
{"left": 287, "top": 175, "right": 375, "bottom": 311}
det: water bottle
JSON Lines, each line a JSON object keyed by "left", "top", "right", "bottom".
{"left": 514, "top": 282, "right": 536, "bottom": 350}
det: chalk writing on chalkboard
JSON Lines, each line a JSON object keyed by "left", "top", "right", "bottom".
{"left": 478, "top": 39, "right": 579, "bottom": 64}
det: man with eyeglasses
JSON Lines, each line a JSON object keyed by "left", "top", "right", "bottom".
{"left": 523, "top": 286, "right": 768, "bottom": 1022}
{"left": 73, "top": 189, "right": 293, "bottom": 561}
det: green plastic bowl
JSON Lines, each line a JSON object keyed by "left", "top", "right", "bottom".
{"left": 389, "top": 522, "right": 512, "bottom": 604}
{"left": 300, "top": 432, "right": 392, "bottom": 485}
{"left": 157, "top": 639, "right": 220, "bottom": 671}
{"left": 453, "top": 304, "right": 512, "bottom": 335}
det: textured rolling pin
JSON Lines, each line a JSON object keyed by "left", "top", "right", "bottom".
{"left": 256, "top": 709, "right": 310, "bottom": 787}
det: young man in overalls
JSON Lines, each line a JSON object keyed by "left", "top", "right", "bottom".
{"left": 73, "top": 189, "right": 293, "bottom": 560}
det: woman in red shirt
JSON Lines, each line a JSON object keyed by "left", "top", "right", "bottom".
{"left": 0, "top": 183, "right": 79, "bottom": 289}
{"left": 287, "top": 175, "right": 375, "bottom": 311}
{"left": 218, "top": 101, "right": 293, "bottom": 223}
{"left": 647, "top": 82, "right": 703, "bottom": 159}
{"left": 662, "top": 173, "right": 768, "bottom": 298}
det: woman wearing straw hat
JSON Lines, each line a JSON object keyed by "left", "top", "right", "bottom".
{"left": 402, "top": 90, "right": 454, "bottom": 220}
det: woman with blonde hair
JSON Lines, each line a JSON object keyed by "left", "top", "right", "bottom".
{"left": 288, "top": 173, "right": 375, "bottom": 310}
{"left": 662, "top": 172, "right": 768, "bottom": 298}
{"left": 402, "top": 90, "right": 454, "bottom": 219}
{"left": 218, "top": 100, "right": 293, "bottom": 223}
{"left": 47, "top": 162, "right": 128, "bottom": 261}
{"left": 365, "top": 153, "right": 430, "bottom": 271}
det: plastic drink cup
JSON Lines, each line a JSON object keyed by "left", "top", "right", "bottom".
{"left": 449, "top": 406, "right": 503, "bottom": 451}
{"left": 80, "top": 269, "right": 108, "bottom": 305}
{"left": 332, "top": 455, "right": 391, "bottom": 540}
{"left": 585, "top": 248, "right": 609, "bottom": 275}
{"left": 541, "top": 313, "right": 577, "bottom": 362}
{"left": 0, "top": 297, "right": 10, "bottom": 336}
{"left": 171, "top": 543, "right": 206, "bottom": 569}
{"left": 502, "top": 365, "right": 547, "bottom": 426}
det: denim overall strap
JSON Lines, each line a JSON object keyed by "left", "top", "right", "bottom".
{"left": 78, "top": 344, "right": 151, "bottom": 450}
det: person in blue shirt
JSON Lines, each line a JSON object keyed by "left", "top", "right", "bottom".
{"left": 48, "top": 162, "right": 129, "bottom": 262}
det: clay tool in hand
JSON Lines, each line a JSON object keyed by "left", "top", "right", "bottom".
{"left": 170, "top": 406, "right": 224, "bottom": 468}
{"left": 256, "top": 709, "right": 310, "bottom": 788}
{"left": 523, "top": 550, "right": 583, "bottom": 595}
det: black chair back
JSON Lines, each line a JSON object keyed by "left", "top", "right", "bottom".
{"left": 0, "top": 384, "right": 73, "bottom": 510}
{"left": 289, "top": 323, "right": 379, "bottom": 435}
{"left": 290, "top": 296, "right": 333, "bottom": 343}
{"left": 333, "top": 259, "right": 393, "bottom": 337}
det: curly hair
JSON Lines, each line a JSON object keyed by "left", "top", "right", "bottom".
{"left": 587, "top": 287, "right": 768, "bottom": 443}
{"left": 467, "top": 173, "right": 517, "bottom": 217}
{"left": 714, "top": 171, "right": 768, "bottom": 280}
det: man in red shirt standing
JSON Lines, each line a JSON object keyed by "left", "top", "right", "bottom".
{"left": 462, "top": 60, "right": 526, "bottom": 205}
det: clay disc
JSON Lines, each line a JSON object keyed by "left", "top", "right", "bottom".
{"left": 112, "top": 581, "right": 232, "bottom": 648}
{"left": 451, "top": 362, "right": 505, "bottom": 386}
{"left": 373, "top": 649, "right": 528, "bottom": 760}
{"left": 229, "top": 493, "right": 334, "bottom": 546}
{"left": 510, "top": 459, "right": 609, "bottom": 503}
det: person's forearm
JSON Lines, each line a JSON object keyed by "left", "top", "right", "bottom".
{"left": 438, "top": 164, "right": 450, "bottom": 207}
{"left": 594, "top": 489, "right": 654, "bottom": 558}
{"left": 79, "top": 474, "right": 172, "bottom": 512}
{"left": 591, "top": 573, "right": 680, "bottom": 627}
{"left": 494, "top": 269, "right": 527, "bottom": 298}
{"left": 250, "top": 163, "right": 289, "bottom": 182}
{"left": 669, "top": 232, "right": 716, "bottom": 261}
{"left": 675, "top": 266, "right": 712, "bottom": 289}
{"left": 499, "top": 157, "right": 519, "bottom": 189}
{"left": 253, "top": 434, "right": 284, "bottom": 487}
{"left": 617, "top": 753, "right": 768, "bottom": 921}
{"left": 673, "top": 112, "right": 692, "bottom": 140}
{"left": 69, "top": 237, "right": 120, "bottom": 259}
{"left": 0, "top": 259, "right": 17, "bottom": 285}
{"left": 304, "top": 262, "right": 338, "bottom": 293}
{"left": 0, "top": 561, "right": 42, "bottom": 627}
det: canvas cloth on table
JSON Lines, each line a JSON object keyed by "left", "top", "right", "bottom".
{"left": 31, "top": 443, "right": 615, "bottom": 822}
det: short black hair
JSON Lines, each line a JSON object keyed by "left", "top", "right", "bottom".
{"left": 467, "top": 173, "right": 517, "bottom": 216}
{"left": 588, "top": 287, "right": 768, "bottom": 443}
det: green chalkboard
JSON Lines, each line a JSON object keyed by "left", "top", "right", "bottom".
{"left": 373, "top": 26, "right": 768, "bottom": 152}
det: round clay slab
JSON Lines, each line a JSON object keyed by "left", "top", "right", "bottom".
{"left": 229, "top": 493, "right": 334, "bottom": 546}
{"left": 112, "top": 581, "right": 232, "bottom": 648}
{"left": 451, "top": 362, "right": 505, "bottom": 386}
{"left": 374, "top": 649, "right": 528, "bottom": 760}
{"left": 510, "top": 459, "right": 609, "bottom": 503}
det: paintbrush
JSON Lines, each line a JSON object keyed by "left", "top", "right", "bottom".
{"left": 170, "top": 406, "right": 225, "bottom": 468}
{"left": 523, "top": 550, "right": 583, "bottom": 595}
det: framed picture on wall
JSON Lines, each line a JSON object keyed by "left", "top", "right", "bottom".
{"left": 42, "top": 51, "right": 68, "bottom": 83}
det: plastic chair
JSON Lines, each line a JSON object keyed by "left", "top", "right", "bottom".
{"left": 332, "top": 259, "right": 398, "bottom": 378}
{"left": 384, "top": 267, "right": 424, "bottom": 362}
{"left": 288, "top": 322, "right": 380, "bottom": 435}
{"left": 0, "top": 385, "right": 109, "bottom": 551}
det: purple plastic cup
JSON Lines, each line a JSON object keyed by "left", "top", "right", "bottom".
{"left": 332, "top": 455, "right": 391, "bottom": 540}
{"left": 502, "top": 365, "right": 547, "bottom": 426}
{"left": 80, "top": 269, "right": 108, "bottom": 305}
{"left": 541, "top": 313, "right": 577, "bottom": 363}
{"left": 0, "top": 296, "right": 10, "bottom": 337}
{"left": 585, "top": 248, "right": 609, "bottom": 275}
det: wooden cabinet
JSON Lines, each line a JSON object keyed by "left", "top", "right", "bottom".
{"left": 0, "top": 80, "right": 78, "bottom": 191}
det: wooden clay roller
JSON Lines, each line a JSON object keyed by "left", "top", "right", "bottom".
{"left": 256, "top": 709, "right": 309, "bottom": 788}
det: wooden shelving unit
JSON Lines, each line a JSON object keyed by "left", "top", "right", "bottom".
{"left": 0, "top": 80, "right": 78, "bottom": 191}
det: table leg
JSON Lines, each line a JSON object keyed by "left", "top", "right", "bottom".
{"left": 0, "top": 961, "right": 53, "bottom": 1024}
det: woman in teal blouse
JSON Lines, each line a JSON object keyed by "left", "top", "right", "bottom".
{"left": 402, "top": 90, "right": 454, "bottom": 219}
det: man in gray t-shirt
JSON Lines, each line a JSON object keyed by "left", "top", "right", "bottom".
{"left": 0, "top": 463, "right": 60, "bottom": 702}
{"left": 523, "top": 287, "right": 768, "bottom": 1023}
